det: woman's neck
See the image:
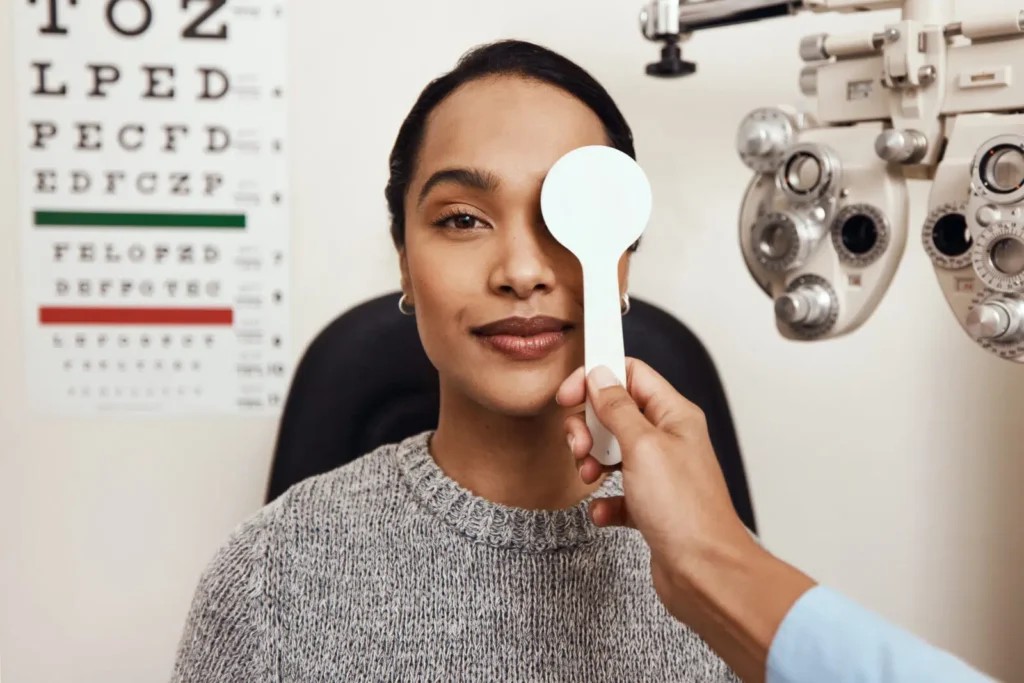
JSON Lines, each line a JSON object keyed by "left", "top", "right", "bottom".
{"left": 429, "top": 385, "right": 603, "bottom": 511}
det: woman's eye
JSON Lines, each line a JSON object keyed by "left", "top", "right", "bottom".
{"left": 442, "top": 213, "right": 483, "bottom": 230}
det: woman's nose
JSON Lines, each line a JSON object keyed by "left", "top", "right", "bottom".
{"left": 489, "top": 226, "right": 557, "bottom": 299}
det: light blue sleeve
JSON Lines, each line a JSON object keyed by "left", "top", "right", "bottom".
{"left": 766, "top": 585, "right": 996, "bottom": 683}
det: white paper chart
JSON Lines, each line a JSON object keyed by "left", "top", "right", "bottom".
{"left": 13, "top": 0, "right": 290, "bottom": 415}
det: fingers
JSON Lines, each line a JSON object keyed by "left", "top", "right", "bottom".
{"left": 586, "top": 366, "right": 654, "bottom": 448}
{"left": 561, "top": 359, "right": 705, "bottom": 472}
{"left": 566, "top": 413, "right": 612, "bottom": 484}
{"left": 589, "top": 496, "right": 633, "bottom": 529}
{"left": 578, "top": 455, "right": 610, "bottom": 485}
{"left": 564, "top": 412, "right": 593, "bottom": 462}
{"left": 556, "top": 365, "right": 586, "bottom": 408}
{"left": 621, "top": 358, "right": 701, "bottom": 434}
{"left": 560, "top": 359, "right": 701, "bottom": 435}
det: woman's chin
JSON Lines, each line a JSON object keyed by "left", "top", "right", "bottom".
{"left": 474, "top": 377, "right": 564, "bottom": 418}
{"left": 488, "top": 399, "right": 554, "bottom": 418}
{"left": 443, "top": 350, "right": 582, "bottom": 418}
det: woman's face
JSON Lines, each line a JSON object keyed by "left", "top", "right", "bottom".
{"left": 399, "top": 75, "right": 631, "bottom": 417}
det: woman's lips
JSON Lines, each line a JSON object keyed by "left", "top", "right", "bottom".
{"left": 471, "top": 316, "right": 574, "bottom": 361}
{"left": 477, "top": 330, "right": 568, "bottom": 360}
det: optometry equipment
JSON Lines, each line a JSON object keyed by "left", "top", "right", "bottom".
{"left": 541, "top": 146, "right": 653, "bottom": 466}
{"left": 638, "top": 0, "right": 1024, "bottom": 360}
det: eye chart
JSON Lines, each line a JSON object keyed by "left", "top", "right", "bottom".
{"left": 13, "top": 0, "right": 290, "bottom": 415}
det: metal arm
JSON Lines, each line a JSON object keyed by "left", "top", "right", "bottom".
{"left": 637, "top": 0, "right": 950, "bottom": 77}
{"left": 639, "top": 0, "right": 803, "bottom": 77}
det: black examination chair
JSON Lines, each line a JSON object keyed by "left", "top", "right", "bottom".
{"left": 264, "top": 292, "right": 757, "bottom": 534}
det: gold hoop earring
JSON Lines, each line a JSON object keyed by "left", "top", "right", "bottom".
{"left": 621, "top": 293, "right": 631, "bottom": 316}
{"left": 398, "top": 293, "right": 415, "bottom": 316}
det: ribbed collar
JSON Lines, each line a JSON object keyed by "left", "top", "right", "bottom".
{"left": 394, "top": 431, "right": 622, "bottom": 553}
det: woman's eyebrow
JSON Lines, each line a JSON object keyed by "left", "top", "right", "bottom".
{"left": 417, "top": 167, "right": 500, "bottom": 206}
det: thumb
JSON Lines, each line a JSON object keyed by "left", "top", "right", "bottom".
{"left": 587, "top": 366, "right": 654, "bottom": 449}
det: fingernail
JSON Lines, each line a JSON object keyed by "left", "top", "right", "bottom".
{"left": 588, "top": 366, "right": 619, "bottom": 389}
{"left": 567, "top": 433, "right": 575, "bottom": 452}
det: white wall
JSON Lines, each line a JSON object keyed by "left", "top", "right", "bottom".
{"left": 2, "top": 1, "right": 1023, "bottom": 681}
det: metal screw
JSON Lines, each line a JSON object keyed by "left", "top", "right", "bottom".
{"left": 919, "top": 65, "right": 937, "bottom": 85}
{"left": 885, "top": 28, "right": 900, "bottom": 42}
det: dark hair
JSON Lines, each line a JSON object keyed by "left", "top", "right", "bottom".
{"left": 385, "top": 39, "right": 637, "bottom": 250}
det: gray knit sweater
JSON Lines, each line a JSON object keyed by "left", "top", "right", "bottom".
{"left": 169, "top": 431, "right": 739, "bottom": 682}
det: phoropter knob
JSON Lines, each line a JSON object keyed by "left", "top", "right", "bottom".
{"left": 875, "top": 129, "right": 928, "bottom": 164}
{"left": 775, "top": 283, "right": 834, "bottom": 327}
{"left": 966, "top": 298, "right": 1024, "bottom": 343}
{"left": 751, "top": 211, "right": 825, "bottom": 272}
{"left": 736, "top": 108, "right": 799, "bottom": 174}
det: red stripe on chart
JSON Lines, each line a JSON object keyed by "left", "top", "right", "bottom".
{"left": 39, "top": 306, "right": 234, "bottom": 326}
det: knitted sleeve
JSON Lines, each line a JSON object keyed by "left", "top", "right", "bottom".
{"left": 168, "top": 505, "right": 279, "bottom": 683}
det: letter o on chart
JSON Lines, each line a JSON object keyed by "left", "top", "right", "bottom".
{"left": 106, "top": 0, "right": 153, "bottom": 37}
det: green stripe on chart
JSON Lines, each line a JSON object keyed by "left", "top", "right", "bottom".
{"left": 34, "top": 211, "right": 246, "bottom": 229}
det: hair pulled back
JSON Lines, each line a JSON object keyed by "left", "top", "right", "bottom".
{"left": 384, "top": 40, "right": 637, "bottom": 250}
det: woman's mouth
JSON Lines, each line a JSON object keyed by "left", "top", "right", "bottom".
{"left": 470, "top": 316, "right": 574, "bottom": 361}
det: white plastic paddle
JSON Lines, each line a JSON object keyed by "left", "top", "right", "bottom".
{"left": 540, "top": 146, "right": 653, "bottom": 467}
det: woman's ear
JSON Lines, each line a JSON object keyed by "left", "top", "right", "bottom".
{"left": 618, "top": 250, "right": 632, "bottom": 296}
{"left": 398, "top": 248, "right": 413, "bottom": 304}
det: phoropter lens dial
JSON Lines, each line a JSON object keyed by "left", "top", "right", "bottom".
{"left": 777, "top": 143, "right": 840, "bottom": 204}
{"left": 751, "top": 210, "right": 825, "bottom": 272}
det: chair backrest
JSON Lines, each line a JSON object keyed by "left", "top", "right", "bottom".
{"left": 265, "top": 292, "right": 756, "bottom": 533}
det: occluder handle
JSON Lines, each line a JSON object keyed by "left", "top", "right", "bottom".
{"left": 582, "top": 261, "right": 627, "bottom": 467}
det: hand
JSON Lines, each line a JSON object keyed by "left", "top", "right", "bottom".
{"left": 556, "top": 359, "right": 773, "bottom": 622}
{"left": 557, "top": 364, "right": 995, "bottom": 683}
{"left": 557, "top": 359, "right": 818, "bottom": 683}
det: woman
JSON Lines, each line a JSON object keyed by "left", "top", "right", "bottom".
{"left": 169, "top": 39, "right": 738, "bottom": 682}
